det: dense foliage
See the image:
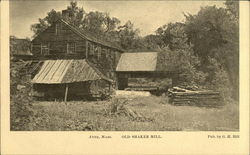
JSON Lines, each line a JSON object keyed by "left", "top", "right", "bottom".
{"left": 10, "top": 36, "right": 31, "bottom": 55}
{"left": 148, "top": 1, "right": 238, "bottom": 101}
{"left": 10, "top": 60, "right": 34, "bottom": 130}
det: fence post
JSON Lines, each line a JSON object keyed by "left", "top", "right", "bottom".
{"left": 64, "top": 84, "right": 69, "bottom": 102}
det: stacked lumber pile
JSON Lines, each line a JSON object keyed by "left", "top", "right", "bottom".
{"left": 168, "top": 87, "right": 223, "bottom": 107}
{"left": 125, "top": 86, "right": 159, "bottom": 91}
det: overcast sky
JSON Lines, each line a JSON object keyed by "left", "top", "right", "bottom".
{"left": 10, "top": 0, "right": 225, "bottom": 38}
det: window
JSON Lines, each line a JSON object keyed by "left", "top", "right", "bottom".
{"left": 106, "top": 49, "right": 110, "bottom": 58}
{"left": 101, "top": 48, "right": 106, "bottom": 58}
{"left": 97, "top": 47, "right": 101, "bottom": 60}
{"left": 41, "top": 43, "right": 49, "bottom": 55}
{"left": 55, "top": 24, "right": 58, "bottom": 35}
{"left": 67, "top": 43, "right": 75, "bottom": 54}
{"left": 55, "top": 23, "right": 61, "bottom": 35}
{"left": 89, "top": 44, "right": 94, "bottom": 56}
{"left": 94, "top": 46, "right": 98, "bottom": 57}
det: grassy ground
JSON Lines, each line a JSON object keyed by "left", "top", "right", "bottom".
{"left": 30, "top": 96, "right": 239, "bottom": 131}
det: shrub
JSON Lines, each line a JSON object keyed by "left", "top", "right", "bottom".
{"left": 158, "top": 49, "right": 207, "bottom": 88}
{"left": 206, "top": 58, "right": 233, "bottom": 102}
{"left": 10, "top": 60, "right": 34, "bottom": 130}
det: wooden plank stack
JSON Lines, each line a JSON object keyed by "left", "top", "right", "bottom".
{"left": 125, "top": 86, "right": 159, "bottom": 91}
{"left": 168, "top": 87, "right": 223, "bottom": 107}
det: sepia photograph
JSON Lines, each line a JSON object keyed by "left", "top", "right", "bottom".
{"left": 9, "top": 0, "right": 240, "bottom": 132}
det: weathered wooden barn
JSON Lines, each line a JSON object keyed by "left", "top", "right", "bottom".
{"left": 31, "top": 18, "right": 123, "bottom": 80}
{"left": 29, "top": 18, "right": 123, "bottom": 100}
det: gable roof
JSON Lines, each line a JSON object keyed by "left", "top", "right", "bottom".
{"left": 32, "top": 19, "right": 123, "bottom": 52}
{"left": 31, "top": 59, "right": 113, "bottom": 84}
{"left": 60, "top": 19, "right": 123, "bottom": 52}
{"left": 116, "top": 52, "right": 176, "bottom": 72}
{"left": 116, "top": 52, "right": 158, "bottom": 71}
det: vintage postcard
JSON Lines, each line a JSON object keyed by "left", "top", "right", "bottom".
{"left": 1, "top": 0, "right": 249, "bottom": 154}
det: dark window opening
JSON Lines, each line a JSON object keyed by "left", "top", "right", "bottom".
{"left": 67, "top": 42, "right": 75, "bottom": 54}
{"left": 41, "top": 43, "right": 49, "bottom": 55}
{"left": 55, "top": 23, "right": 61, "bottom": 35}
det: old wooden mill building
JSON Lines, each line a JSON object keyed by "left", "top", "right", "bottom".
{"left": 25, "top": 16, "right": 177, "bottom": 101}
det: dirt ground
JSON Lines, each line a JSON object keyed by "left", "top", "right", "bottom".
{"left": 30, "top": 96, "right": 239, "bottom": 131}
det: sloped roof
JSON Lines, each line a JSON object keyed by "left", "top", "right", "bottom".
{"left": 31, "top": 59, "right": 113, "bottom": 84}
{"left": 60, "top": 19, "right": 123, "bottom": 52}
{"left": 31, "top": 19, "right": 123, "bottom": 52}
{"left": 116, "top": 52, "right": 158, "bottom": 71}
{"left": 116, "top": 52, "right": 176, "bottom": 72}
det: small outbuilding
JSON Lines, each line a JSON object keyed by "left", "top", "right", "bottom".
{"left": 115, "top": 52, "right": 179, "bottom": 90}
{"left": 31, "top": 59, "right": 113, "bottom": 101}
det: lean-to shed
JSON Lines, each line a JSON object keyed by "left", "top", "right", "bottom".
{"left": 31, "top": 59, "right": 113, "bottom": 101}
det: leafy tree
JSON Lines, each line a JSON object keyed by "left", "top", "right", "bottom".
{"left": 151, "top": 0, "right": 239, "bottom": 100}
{"left": 142, "top": 34, "right": 164, "bottom": 50}
{"left": 184, "top": 6, "right": 230, "bottom": 63}
{"left": 117, "top": 20, "right": 141, "bottom": 49}
{"left": 156, "top": 22, "right": 188, "bottom": 50}
{"left": 62, "top": 1, "right": 85, "bottom": 27}
{"left": 83, "top": 11, "right": 120, "bottom": 34}
{"left": 31, "top": 2, "right": 84, "bottom": 38}
{"left": 156, "top": 44, "right": 207, "bottom": 88}
{"left": 31, "top": 9, "right": 62, "bottom": 38}
{"left": 225, "top": 0, "right": 239, "bottom": 22}
{"left": 184, "top": 2, "right": 239, "bottom": 100}
{"left": 206, "top": 57, "right": 232, "bottom": 101}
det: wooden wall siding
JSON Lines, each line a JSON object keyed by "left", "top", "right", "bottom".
{"left": 32, "top": 44, "right": 42, "bottom": 55}
{"left": 31, "top": 20, "right": 122, "bottom": 60}
{"left": 33, "top": 24, "right": 83, "bottom": 43}
{"left": 113, "top": 50, "right": 116, "bottom": 66}
{"left": 106, "top": 49, "right": 110, "bottom": 59}
{"left": 32, "top": 22, "right": 86, "bottom": 56}
{"left": 89, "top": 43, "right": 94, "bottom": 56}
{"left": 31, "top": 20, "right": 122, "bottom": 82}
{"left": 33, "top": 79, "right": 110, "bottom": 99}
{"left": 75, "top": 41, "right": 86, "bottom": 54}
{"left": 32, "top": 40, "right": 86, "bottom": 56}
{"left": 115, "top": 51, "right": 121, "bottom": 66}
{"left": 117, "top": 77, "right": 128, "bottom": 90}
{"left": 96, "top": 46, "right": 100, "bottom": 60}
{"left": 101, "top": 48, "right": 106, "bottom": 59}
{"left": 88, "top": 47, "right": 117, "bottom": 80}
{"left": 94, "top": 45, "right": 98, "bottom": 58}
{"left": 110, "top": 50, "right": 115, "bottom": 69}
